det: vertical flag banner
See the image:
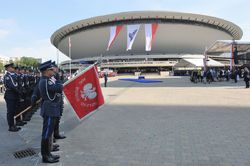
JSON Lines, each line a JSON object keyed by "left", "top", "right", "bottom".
{"left": 63, "top": 64, "right": 104, "bottom": 120}
{"left": 127, "top": 24, "right": 140, "bottom": 51}
{"left": 145, "top": 23, "right": 158, "bottom": 51}
{"left": 107, "top": 25, "right": 123, "bottom": 51}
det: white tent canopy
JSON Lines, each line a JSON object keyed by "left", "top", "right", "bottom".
{"left": 174, "top": 54, "right": 224, "bottom": 69}
{"left": 207, "top": 40, "right": 250, "bottom": 54}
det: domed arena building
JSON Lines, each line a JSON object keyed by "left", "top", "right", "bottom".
{"left": 51, "top": 11, "right": 243, "bottom": 74}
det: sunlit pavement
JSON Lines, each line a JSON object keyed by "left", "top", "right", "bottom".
{"left": 1, "top": 75, "right": 250, "bottom": 166}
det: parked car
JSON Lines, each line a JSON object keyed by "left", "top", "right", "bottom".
{"left": 99, "top": 70, "right": 117, "bottom": 78}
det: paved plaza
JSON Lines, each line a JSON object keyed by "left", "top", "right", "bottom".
{"left": 0, "top": 75, "right": 250, "bottom": 166}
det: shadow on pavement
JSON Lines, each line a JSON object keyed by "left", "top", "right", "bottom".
{"left": 100, "top": 76, "right": 246, "bottom": 88}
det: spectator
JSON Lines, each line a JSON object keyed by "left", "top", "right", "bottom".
{"left": 104, "top": 72, "right": 108, "bottom": 87}
{"left": 243, "top": 67, "right": 249, "bottom": 88}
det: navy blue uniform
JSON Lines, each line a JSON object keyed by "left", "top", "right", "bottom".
{"left": 35, "top": 75, "right": 40, "bottom": 85}
{"left": 31, "top": 75, "right": 41, "bottom": 105}
{"left": 39, "top": 76, "right": 63, "bottom": 139}
{"left": 53, "top": 73, "right": 63, "bottom": 115}
{"left": 17, "top": 73, "right": 26, "bottom": 111}
{"left": 31, "top": 83, "right": 40, "bottom": 105}
{"left": 52, "top": 73, "right": 66, "bottom": 139}
{"left": 4, "top": 72, "right": 20, "bottom": 128}
{"left": 39, "top": 60, "right": 61, "bottom": 163}
{"left": 104, "top": 73, "right": 108, "bottom": 87}
{"left": 244, "top": 70, "right": 250, "bottom": 88}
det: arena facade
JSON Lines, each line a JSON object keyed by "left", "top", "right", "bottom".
{"left": 51, "top": 11, "right": 243, "bottom": 74}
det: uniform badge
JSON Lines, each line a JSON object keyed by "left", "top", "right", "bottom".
{"left": 6, "top": 76, "right": 10, "bottom": 80}
{"left": 48, "top": 80, "right": 53, "bottom": 85}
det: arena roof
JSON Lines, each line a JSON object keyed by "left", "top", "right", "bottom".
{"left": 51, "top": 11, "right": 243, "bottom": 59}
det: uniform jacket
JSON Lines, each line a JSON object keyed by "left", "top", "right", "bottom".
{"left": 39, "top": 76, "right": 63, "bottom": 117}
{"left": 3, "top": 72, "right": 20, "bottom": 100}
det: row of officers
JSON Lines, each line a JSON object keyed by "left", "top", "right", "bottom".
{"left": 3, "top": 61, "right": 66, "bottom": 163}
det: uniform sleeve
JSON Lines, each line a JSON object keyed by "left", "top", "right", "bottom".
{"left": 4, "top": 75, "right": 20, "bottom": 93}
{"left": 32, "top": 84, "right": 40, "bottom": 99}
{"left": 47, "top": 79, "right": 63, "bottom": 93}
{"left": 31, "top": 84, "right": 40, "bottom": 105}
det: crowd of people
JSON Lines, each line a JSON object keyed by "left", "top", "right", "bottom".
{"left": 190, "top": 67, "right": 250, "bottom": 88}
{"left": 3, "top": 61, "right": 66, "bottom": 163}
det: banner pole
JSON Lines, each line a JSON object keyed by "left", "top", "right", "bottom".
{"left": 57, "top": 48, "right": 59, "bottom": 65}
{"left": 230, "top": 43, "right": 233, "bottom": 71}
{"left": 203, "top": 47, "right": 208, "bottom": 72}
{"left": 230, "top": 40, "right": 236, "bottom": 71}
{"left": 69, "top": 37, "right": 72, "bottom": 77}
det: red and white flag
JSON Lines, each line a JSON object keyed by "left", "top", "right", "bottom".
{"left": 107, "top": 25, "right": 123, "bottom": 51}
{"left": 127, "top": 24, "right": 140, "bottom": 51}
{"left": 145, "top": 24, "right": 158, "bottom": 51}
{"left": 63, "top": 64, "right": 104, "bottom": 120}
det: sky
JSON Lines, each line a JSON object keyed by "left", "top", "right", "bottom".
{"left": 0, "top": 0, "right": 249, "bottom": 63}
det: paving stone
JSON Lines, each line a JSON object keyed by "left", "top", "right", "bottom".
{"left": 1, "top": 76, "right": 250, "bottom": 165}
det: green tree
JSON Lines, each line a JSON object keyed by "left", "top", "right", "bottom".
{"left": 15, "top": 57, "right": 39, "bottom": 69}
{"left": 0, "top": 62, "right": 4, "bottom": 73}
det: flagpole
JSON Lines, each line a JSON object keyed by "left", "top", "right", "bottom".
{"left": 203, "top": 47, "right": 208, "bottom": 72}
{"left": 57, "top": 48, "right": 59, "bottom": 65}
{"left": 230, "top": 40, "right": 234, "bottom": 71}
{"left": 69, "top": 46, "right": 71, "bottom": 77}
{"left": 100, "top": 54, "right": 103, "bottom": 65}
{"left": 69, "top": 37, "right": 72, "bottom": 77}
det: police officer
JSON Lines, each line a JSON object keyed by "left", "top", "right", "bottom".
{"left": 3, "top": 63, "right": 21, "bottom": 132}
{"left": 52, "top": 62, "right": 66, "bottom": 140}
{"left": 18, "top": 66, "right": 31, "bottom": 121}
{"left": 15, "top": 66, "right": 27, "bottom": 126}
{"left": 31, "top": 69, "right": 41, "bottom": 108}
{"left": 104, "top": 71, "right": 108, "bottom": 87}
{"left": 23, "top": 68, "right": 36, "bottom": 120}
{"left": 38, "top": 61, "right": 62, "bottom": 163}
{"left": 34, "top": 69, "right": 41, "bottom": 85}
{"left": 243, "top": 67, "right": 250, "bottom": 88}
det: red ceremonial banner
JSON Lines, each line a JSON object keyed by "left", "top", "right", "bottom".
{"left": 63, "top": 65, "right": 104, "bottom": 120}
